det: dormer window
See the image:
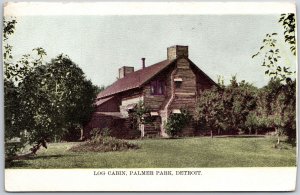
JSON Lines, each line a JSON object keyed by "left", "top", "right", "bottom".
{"left": 150, "top": 80, "right": 165, "bottom": 95}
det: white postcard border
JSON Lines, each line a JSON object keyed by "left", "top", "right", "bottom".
{"left": 3, "top": 1, "right": 296, "bottom": 16}
{"left": 5, "top": 167, "right": 297, "bottom": 191}
{"left": 2, "top": 0, "right": 298, "bottom": 192}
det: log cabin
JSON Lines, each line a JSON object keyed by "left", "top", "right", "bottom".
{"left": 84, "top": 45, "right": 217, "bottom": 138}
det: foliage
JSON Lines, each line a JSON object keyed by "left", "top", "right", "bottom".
{"left": 250, "top": 13, "right": 296, "bottom": 145}
{"left": 164, "top": 109, "right": 191, "bottom": 137}
{"left": 279, "top": 13, "right": 296, "bottom": 55}
{"left": 196, "top": 75, "right": 295, "bottom": 144}
{"left": 245, "top": 112, "right": 259, "bottom": 134}
{"left": 242, "top": 78, "right": 296, "bottom": 145}
{"left": 95, "top": 85, "right": 106, "bottom": 94}
{"left": 129, "top": 100, "right": 152, "bottom": 137}
{"left": 196, "top": 86, "right": 224, "bottom": 136}
{"left": 3, "top": 18, "right": 16, "bottom": 81}
{"left": 3, "top": 18, "right": 29, "bottom": 158}
{"left": 268, "top": 79, "right": 296, "bottom": 143}
{"left": 3, "top": 18, "right": 17, "bottom": 41}
{"left": 69, "top": 128, "right": 138, "bottom": 152}
{"left": 131, "top": 100, "right": 150, "bottom": 124}
{"left": 223, "top": 77, "right": 258, "bottom": 134}
{"left": 3, "top": 18, "right": 98, "bottom": 159}
{"left": 90, "top": 128, "right": 111, "bottom": 139}
{"left": 251, "top": 33, "right": 289, "bottom": 81}
{"left": 196, "top": 77, "right": 257, "bottom": 136}
{"left": 19, "top": 54, "right": 98, "bottom": 144}
{"left": 252, "top": 13, "right": 295, "bottom": 83}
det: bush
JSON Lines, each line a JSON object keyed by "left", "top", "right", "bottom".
{"left": 164, "top": 109, "right": 191, "bottom": 137}
{"left": 90, "top": 127, "right": 111, "bottom": 138}
{"left": 69, "top": 128, "right": 139, "bottom": 152}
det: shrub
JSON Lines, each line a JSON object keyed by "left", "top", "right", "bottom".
{"left": 164, "top": 109, "right": 191, "bottom": 137}
{"left": 90, "top": 127, "right": 111, "bottom": 139}
{"left": 69, "top": 128, "right": 138, "bottom": 152}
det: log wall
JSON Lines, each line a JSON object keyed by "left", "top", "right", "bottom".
{"left": 142, "top": 65, "right": 174, "bottom": 111}
{"left": 169, "top": 58, "right": 197, "bottom": 135}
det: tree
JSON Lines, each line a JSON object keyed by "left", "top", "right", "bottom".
{"left": 252, "top": 13, "right": 296, "bottom": 145}
{"left": 245, "top": 112, "right": 260, "bottom": 135}
{"left": 196, "top": 86, "right": 224, "bottom": 137}
{"left": 196, "top": 77, "right": 257, "bottom": 136}
{"left": 19, "top": 54, "right": 98, "bottom": 144}
{"left": 266, "top": 79, "right": 296, "bottom": 145}
{"left": 4, "top": 18, "right": 99, "bottom": 160}
{"left": 3, "top": 18, "right": 19, "bottom": 142}
{"left": 223, "top": 77, "right": 258, "bottom": 134}
{"left": 3, "top": 18, "right": 38, "bottom": 158}
{"left": 252, "top": 13, "right": 295, "bottom": 83}
{"left": 129, "top": 100, "right": 151, "bottom": 137}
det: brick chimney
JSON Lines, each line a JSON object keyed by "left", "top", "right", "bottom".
{"left": 141, "top": 58, "right": 146, "bottom": 69}
{"left": 119, "top": 66, "right": 134, "bottom": 79}
{"left": 167, "top": 45, "right": 188, "bottom": 60}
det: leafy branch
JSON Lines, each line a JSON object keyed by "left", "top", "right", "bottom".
{"left": 279, "top": 13, "right": 296, "bottom": 55}
{"left": 252, "top": 13, "right": 296, "bottom": 83}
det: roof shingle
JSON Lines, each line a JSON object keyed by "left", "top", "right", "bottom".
{"left": 97, "top": 59, "right": 175, "bottom": 99}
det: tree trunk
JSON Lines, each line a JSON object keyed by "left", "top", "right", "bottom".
{"left": 275, "top": 127, "right": 280, "bottom": 145}
{"left": 139, "top": 124, "right": 145, "bottom": 138}
{"left": 210, "top": 130, "right": 213, "bottom": 138}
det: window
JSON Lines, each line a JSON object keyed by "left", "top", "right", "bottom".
{"left": 175, "top": 82, "right": 182, "bottom": 88}
{"left": 150, "top": 80, "right": 165, "bottom": 95}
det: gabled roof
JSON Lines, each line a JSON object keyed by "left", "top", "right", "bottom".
{"left": 97, "top": 59, "right": 175, "bottom": 99}
{"left": 97, "top": 58, "right": 218, "bottom": 100}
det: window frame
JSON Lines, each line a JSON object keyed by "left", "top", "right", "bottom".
{"left": 150, "top": 80, "right": 165, "bottom": 95}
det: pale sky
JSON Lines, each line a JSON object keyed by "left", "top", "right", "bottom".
{"left": 7, "top": 15, "right": 296, "bottom": 88}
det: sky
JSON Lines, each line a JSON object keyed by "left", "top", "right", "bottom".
{"left": 7, "top": 14, "right": 296, "bottom": 88}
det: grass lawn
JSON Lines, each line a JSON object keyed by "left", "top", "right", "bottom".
{"left": 6, "top": 136, "right": 296, "bottom": 168}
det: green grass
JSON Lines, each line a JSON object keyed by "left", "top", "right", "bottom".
{"left": 6, "top": 136, "right": 296, "bottom": 168}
